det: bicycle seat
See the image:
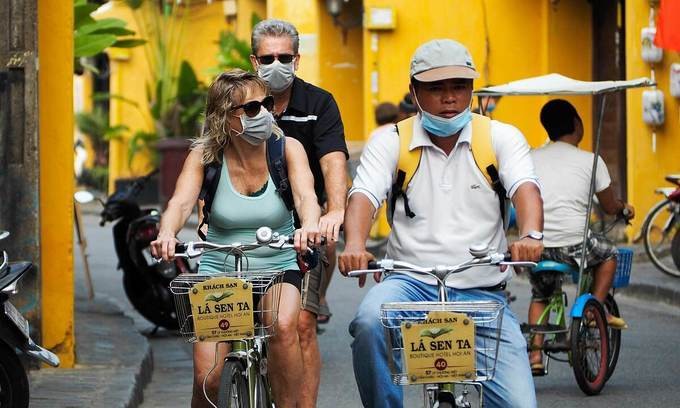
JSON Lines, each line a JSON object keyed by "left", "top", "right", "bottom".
{"left": 666, "top": 174, "right": 680, "bottom": 186}
{"left": 532, "top": 261, "right": 577, "bottom": 275}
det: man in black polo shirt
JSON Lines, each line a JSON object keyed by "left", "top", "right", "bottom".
{"left": 250, "top": 18, "right": 348, "bottom": 407}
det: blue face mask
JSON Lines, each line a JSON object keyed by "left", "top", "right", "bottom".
{"left": 419, "top": 107, "right": 472, "bottom": 137}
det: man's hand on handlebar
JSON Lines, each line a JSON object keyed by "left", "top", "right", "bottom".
{"left": 151, "top": 230, "right": 179, "bottom": 261}
{"left": 621, "top": 203, "right": 635, "bottom": 221}
{"left": 509, "top": 238, "right": 543, "bottom": 265}
{"left": 295, "top": 224, "right": 323, "bottom": 254}
{"left": 338, "top": 244, "right": 377, "bottom": 288}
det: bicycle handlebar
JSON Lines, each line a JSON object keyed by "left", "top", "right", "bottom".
{"left": 171, "top": 226, "right": 325, "bottom": 260}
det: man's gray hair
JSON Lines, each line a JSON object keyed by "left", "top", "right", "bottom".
{"left": 251, "top": 19, "right": 300, "bottom": 55}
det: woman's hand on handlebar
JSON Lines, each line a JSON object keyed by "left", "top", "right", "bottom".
{"left": 294, "top": 224, "right": 322, "bottom": 254}
{"left": 339, "top": 244, "right": 377, "bottom": 288}
{"left": 151, "top": 230, "right": 179, "bottom": 261}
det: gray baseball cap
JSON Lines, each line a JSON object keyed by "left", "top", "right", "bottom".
{"left": 410, "top": 39, "right": 479, "bottom": 82}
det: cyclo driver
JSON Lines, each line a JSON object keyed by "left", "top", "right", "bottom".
{"left": 339, "top": 39, "right": 544, "bottom": 408}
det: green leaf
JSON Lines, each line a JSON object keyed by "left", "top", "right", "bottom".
{"left": 250, "top": 12, "right": 262, "bottom": 29}
{"left": 76, "top": 18, "right": 128, "bottom": 35}
{"left": 177, "top": 61, "right": 199, "bottom": 106}
{"left": 127, "top": 131, "right": 158, "bottom": 166}
{"left": 74, "top": 3, "right": 99, "bottom": 30}
{"left": 79, "top": 58, "right": 100, "bottom": 74}
{"left": 75, "top": 33, "right": 117, "bottom": 57}
{"left": 112, "top": 39, "right": 147, "bottom": 48}
{"left": 93, "top": 92, "right": 140, "bottom": 108}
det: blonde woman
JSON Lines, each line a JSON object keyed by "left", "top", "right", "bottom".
{"left": 151, "top": 69, "right": 321, "bottom": 408}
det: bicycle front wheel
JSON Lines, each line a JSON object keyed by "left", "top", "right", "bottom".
{"left": 217, "top": 360, "right": 250, "bottom": 408}
{"left": 570, "top": 299, "right": 609, "bottom": 395}
{"left": 643, "top": 199, "right": 680, "bottom": 277}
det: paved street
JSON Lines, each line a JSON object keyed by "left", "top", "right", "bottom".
{"left": 74, "top": 213, "right": 680, "bottom": 407}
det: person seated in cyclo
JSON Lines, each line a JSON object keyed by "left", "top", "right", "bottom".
{"left": 150, "top": 70, "right": 322, "bottom": 408}
{"left": 339, "top": 39, "right": 544, "bottom": 408}
{"left": 528, "top": 99, "right": 635, "bottom": 372}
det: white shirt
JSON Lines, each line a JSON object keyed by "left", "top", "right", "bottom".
{"left": 531, "top": 141, "right": 611, "bottom": 247}
{"left": 350, "top": 115, "right": 539, "bottom": 288}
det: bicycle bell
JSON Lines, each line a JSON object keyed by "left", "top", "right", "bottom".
{"left": 256, "top": 226, "right": 274, "bottom": 244}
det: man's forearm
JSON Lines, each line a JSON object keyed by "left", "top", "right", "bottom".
{"left": 297, "top": 194, "right": 322, "bottom": 228}
{"left": 512, "top": 183, "right": 544, "bottom": 235}
{"left": 320, "top": 151, "right": 347, "bottom": 212}
{"left": 344, "top": 194, "right": 376, "bottom": 249}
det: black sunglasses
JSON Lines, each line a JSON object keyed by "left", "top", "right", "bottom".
{"left": 231, "top": 95, "right": 275, "bottom": 117}
{"left": 256, "top": 54, "right": 295, "bottom": 65}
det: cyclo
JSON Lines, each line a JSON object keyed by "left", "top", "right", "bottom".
{"left": 349, "top": 244, "right": 536, "bottom": 408}
{"left": 169, "top": 226, "right": 319, "bottom": 408}
{"left": 475, "top": 74, "right": 655, "bottom": 395}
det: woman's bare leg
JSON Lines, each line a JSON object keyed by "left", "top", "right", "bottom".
{"left": 192, "top": 342, "right": 229, "bottom": 408}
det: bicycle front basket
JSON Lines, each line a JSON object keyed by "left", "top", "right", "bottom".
{"left": 379, "top": 300, "right": 505, "bottom": 386}
{"left": 170, "top": 270, "right": 285, "bottom": 343}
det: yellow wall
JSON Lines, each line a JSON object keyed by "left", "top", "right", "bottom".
{"left": 626, "top": 0, "right": 680, "bottom": 234}
{"left": 361, "top": 0, "right": 593, "bottom": 147}
{"left": 317, "top": 0, "right": 364, "bottom": 140}
{"left": 39, "top": 0, "right": 75, "bottom": 367}
{"left": 104, "top": 2, "right": 232, "bottom": 191}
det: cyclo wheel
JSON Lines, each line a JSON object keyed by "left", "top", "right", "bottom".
{"left": 217, "top": 359, "right": 250, "bottom": 408}
{"left": 570, "top": 298, "right": 609, "bottom": 395}
{"left": 603, "top": 294, "right": 621, "bottom": 381}
{"left": 642, "top": 199, "right": 680, "bottom": 277}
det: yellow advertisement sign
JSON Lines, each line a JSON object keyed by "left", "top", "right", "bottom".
{"left": 189, "top": 277, "right": 254, "bottom": 342}
{"left": 401, "top": 311, "right": 476, "bottom": 384}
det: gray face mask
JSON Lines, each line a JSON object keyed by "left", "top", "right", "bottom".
{"left": 232, "top": 107, "right": 275, "bottom": 145}
{"left": 257, "top": 60, "right": 295, "bottom": 92}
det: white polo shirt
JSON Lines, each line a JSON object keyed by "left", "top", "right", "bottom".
{"left": 349, "top": 115, "right": 539, "bottom": 288}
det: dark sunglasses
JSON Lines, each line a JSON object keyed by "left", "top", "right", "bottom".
{"left": 256, "top": 54, "right": 295, "bottom": 65}
{"left": 231, "top": 95, "right": 274, "bottom": 117}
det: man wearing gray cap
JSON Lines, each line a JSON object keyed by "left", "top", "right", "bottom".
{"left": 339, "top": 39, "right": 543, "bottom": 407}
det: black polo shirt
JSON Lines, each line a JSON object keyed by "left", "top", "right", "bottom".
{"left": 275, "top": 77, "right": 348, "bottom": 204}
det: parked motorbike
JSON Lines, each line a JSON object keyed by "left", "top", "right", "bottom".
{"left": 0, "top": 231, "right": 60, "bottom": 408}
{"left": 94, "top": 169, "right": 190, "bottom": 330}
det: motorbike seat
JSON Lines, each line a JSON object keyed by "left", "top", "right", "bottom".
{"left": 531, "top": 260, "right": 578, "bottom": 275}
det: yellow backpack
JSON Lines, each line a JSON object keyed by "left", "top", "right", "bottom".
{"left": 386, "top": 113, "right": 508, "bottom": 226}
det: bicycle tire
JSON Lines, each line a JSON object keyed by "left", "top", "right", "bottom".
{"left": 642, "top": 199, "right": 680, "bottom": 277}
{"left": 217, "top": 360, "right": 249, "bottom": 408}
{"left": 570, "top": 299, "right": 609, "bottom": 395}
{"left": 0, "top": 343, "right": 29, "bottom": 408}
{"left": 254, "top": 372, "right": 272, "bottom": 408}
{"left": 603, "top": 294, "right": 621, "bottom": 381}
{"left": 671, "top": 228, "right": 680, "bottom": 270}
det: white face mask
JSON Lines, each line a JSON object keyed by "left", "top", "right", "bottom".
{"left": 257, "top": 60, "right": 295, "bottom": 92}
{"left": 232, "top": 107, "right": 275, "bottom": 145}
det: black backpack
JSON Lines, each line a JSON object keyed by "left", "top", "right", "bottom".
{"left": 197, "top": 135, "right": 294, "bottom": 240}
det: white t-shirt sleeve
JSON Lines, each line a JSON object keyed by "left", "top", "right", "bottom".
{"left": 348, "top": 127, "right": 399, "bottom": 209}
{"left": 595, "top": 155, "right": 612, "bottom": 193}
{"left": 491, "top": 121, "right": 540, "bottom": 198}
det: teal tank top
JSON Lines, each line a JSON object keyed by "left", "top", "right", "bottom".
{"left": 197, "top": 160, "right": 299, "bottom": 274}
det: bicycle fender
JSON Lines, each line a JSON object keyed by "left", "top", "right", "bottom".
{"left": 570, "top": 294, "right": 597, "bottom": 318}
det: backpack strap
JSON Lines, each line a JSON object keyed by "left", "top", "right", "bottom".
{"left": 470, "top": 113, "right": 507, "bottom": 224}
{"left": 387, "top": 116, "right": 420, "bottom": 226}
{"left": 266, "top": 135, "right": 295, "bottom": 212}
{"left": 197, "top": 150, "right": 223, "bottom": 240}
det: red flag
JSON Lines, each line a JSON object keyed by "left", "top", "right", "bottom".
{"left": 654, "top": 0, "right": 680, "bottom": 51}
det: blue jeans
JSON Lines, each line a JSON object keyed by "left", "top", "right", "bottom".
{"left": 349, "top": 274, "right": 536, "bottom": 408}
